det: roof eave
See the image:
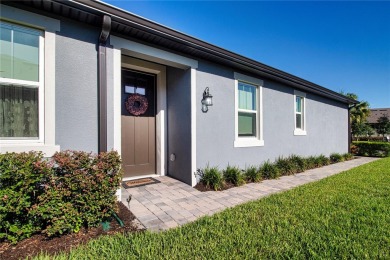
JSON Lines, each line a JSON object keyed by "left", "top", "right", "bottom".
{"left": 4, "top": 0, "right": 356, "bottom": 105}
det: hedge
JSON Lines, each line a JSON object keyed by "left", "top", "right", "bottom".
{"left": 0, "top": 150, "right": 122, "bottom": 243}
{"left": 352, "top": 141, "right": 390, "bottom": 157}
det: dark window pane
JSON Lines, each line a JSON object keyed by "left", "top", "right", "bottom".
{"left": 0, "top": 84, "right": 39, "bottom": 138}
{"left": 296, "top": 114, "right": 302, "bottom": 129}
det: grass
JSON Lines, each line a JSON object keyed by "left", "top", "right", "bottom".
{"left": 37, "top": 158, "right": 390, "bottom": 259}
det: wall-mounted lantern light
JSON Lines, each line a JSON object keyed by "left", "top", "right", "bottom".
{"left": 201, "top": 87, "right": 213, "bottom": 113}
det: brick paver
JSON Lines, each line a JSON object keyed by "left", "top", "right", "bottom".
{"left": 122, "top": 157, "right": 378, "bottom": 231}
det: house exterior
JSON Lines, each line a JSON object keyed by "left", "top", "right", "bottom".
{"left": 0, "top": 0, "right": 356, "bottom": 189}
{"left": 367, "top": 108, "right": 390, "bottom": 125}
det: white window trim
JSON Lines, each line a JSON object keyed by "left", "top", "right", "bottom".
{"left": 0, "top": 5, "right": 60, "bottom": 156}
{"left": 234, "top": 72, "right": 264, "bottom": 147}
{"left": 0, "top": 22, "right": 44, "bottom": 144}
{"left": 294, "top": 90, "right": 307, "bottom": 136}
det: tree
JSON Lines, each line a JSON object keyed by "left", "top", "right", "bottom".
{"left": 340, "top": 92, "right": 371, "bottom": 139}
{"left": 376, "top": 116, "right": 390, "bottom": 138}
{"left": 352, "top": 122, "right": 374, "bottom": 140}
{"left": 344, "top": 92, "right": 370, "bottom": 124}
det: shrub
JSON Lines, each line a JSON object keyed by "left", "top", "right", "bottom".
{"left": 305, "top": 156, "right": 317, "bottom": 170}
{"left": 330, "top": 153, "right": 344, "bottom": 163}
{"left": 343, "top": 153, "right": 354, "bottom": 161}
{"left": 223, "top": 165, "right": 245, "bottom": 186}
{"left": 288, "top": 155, "right": 307, "bottom": 173}
{"left": 352, "top": 136, "right": 387, "bottom": 142}
{"left": 314, "top": 155, "right": 330, "bottom": 167}
{"left": 244, "top": 166, "right": 261, "bottom": 183}
{"left": 350, "top": 144, "right": 359, "bottom": 155}
{"left": 275, "top": 156, "right": 296, "bottom": 175}
{"left": 0, "top": 152, "right": 47, "bottom": 243}
{"left": 197, "top": 166, "right": 224, "bottom": 191}
{"left": 260, "top": 161, "right": 280, "bottom": 179}
{"left": 352, "top": 141, "right": 390, "bottom": 157}
{"left": 0, "top": 150, "right": 122, "bottom": 243}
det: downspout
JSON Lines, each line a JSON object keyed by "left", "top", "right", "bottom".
{"left": 98, "top": 15, "right": 111, "bottom": 153}
{"left": 348, "top": 105, "right": 353, "bottom": 153}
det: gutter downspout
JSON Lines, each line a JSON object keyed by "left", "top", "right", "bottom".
{"left": 348, "top": 105, "right": 353, "bottom": 153}
{"left": 98, "top": 15, "right": 111, "bottom": 153}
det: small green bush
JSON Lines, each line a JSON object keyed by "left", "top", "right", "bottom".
{"left": 198, "top": 166, "right": 224, "bottom": 191}
{"left": 275, "top": 156, "right": 296, "bottom": 175}
{"left": 314, "top": 155, "right": 330, "bottom": 167}
{"left": 305, "top": 156, "right": 317, "bottom": 170}
{"left": 0, "top": 152, "right": 47, "bottom": 243}
{"left": 0, "top": 150, "right": 122, "bottom": 243}
{"left": 223, "top": 165, "right": 245, "bottom": 186}
{"left": 343, "top": 153, "right": 354, "bottom": 161}
{"left": 289, "top": 155, "right": 307, "bottom": 173}
{"left": 330, "top": 153, "right": 344, "bottom": 163}
{"left": 352, "top": 141, "right": 390, "bottom": 157}
{"left": 260, "top": 161, "right": 280, "bottom": 179}
{"left": 244, "top": 166, "right": 261, "bottom": 183}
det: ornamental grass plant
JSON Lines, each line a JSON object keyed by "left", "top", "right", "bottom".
{"left": 244, "top": 166, "right": 262, "bottom": 182}
{"left": 223, "top": 165, "right": 245, "bottom": 186}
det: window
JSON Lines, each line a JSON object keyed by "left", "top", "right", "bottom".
{"left": 0, "top": 4, "right": 60, "bottom": 156}
{"left": 238, "top": 82, "right": 257, "bottom": 137}
{"left": 234, "top": 72, "right": 264, "bottom": 147}
{"left": 294, "top": 90, "right": 307, "bottom": 135}
{"left": 0, "top": 21, "right": 43, "bottom": 140}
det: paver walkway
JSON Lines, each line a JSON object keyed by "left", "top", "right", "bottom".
{"left": 122, "top": 157, "right": 378, "bottom": 231}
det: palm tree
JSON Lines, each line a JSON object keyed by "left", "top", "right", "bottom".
{"left": 344, "top": 92, "right": 370, "bottom": 124}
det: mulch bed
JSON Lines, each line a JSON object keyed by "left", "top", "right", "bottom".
{"left": 0, "top": 202, "right": 142, "bottom": 260}
{"left": 194, "top": 181, "right": 247, "bottom": 192}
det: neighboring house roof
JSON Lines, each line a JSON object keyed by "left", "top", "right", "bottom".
{"left": 3, "top": 0, "right": 357, "bottom": 105}
{"left": 367, "top": 108, "right": 390, "bottom": 124}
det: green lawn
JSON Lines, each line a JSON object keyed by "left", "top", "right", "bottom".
{"left": 37, "top": 158, "right": 390, "bottom": 259}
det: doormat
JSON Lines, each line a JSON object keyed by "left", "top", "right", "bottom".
{"left": 122, "top": 177, "right": 160, "bottom": 189}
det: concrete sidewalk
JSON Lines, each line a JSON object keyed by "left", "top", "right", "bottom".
{"left": 122, "top": 157, "right": 378, "bottom": 232}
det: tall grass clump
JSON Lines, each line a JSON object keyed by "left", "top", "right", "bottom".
{"left": 223, "top": 165, "right": 245, "bottom": 186}
{"left": 315, "top": 155, "right": 330, "bottom": 167}
{"left": 244, "top": 166, "right": 262, "bottom": 182}
{"left": 305, "top": 156, "right": 317, "bottom": 170}
{"left": 260, "top": 161, "right": 280, "bottom": 179}
{"left": 343, "top": 153, "right": 354, "bottom": 161}
{"left": 275, "top": 156, "right": 296, "bottom": 175}
{"left": 197, "top": 166, "right": 223, "bottom": 191}
{"left": 330, "top": 153, "right": 344, "bottom": 163}
{"left": 289, "top": 155, "right": 307, "bottom": 173}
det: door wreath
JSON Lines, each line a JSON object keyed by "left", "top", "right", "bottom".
{"left": 125, "top": 94, "right": 149, "bottom": 116}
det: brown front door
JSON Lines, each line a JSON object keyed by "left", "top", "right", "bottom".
{"left": 121, "top": 69, "right": 156, "bottom": 178}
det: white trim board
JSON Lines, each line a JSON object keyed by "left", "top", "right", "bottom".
{"left": 110, "top": 36, "right": 198, "bottom": 69}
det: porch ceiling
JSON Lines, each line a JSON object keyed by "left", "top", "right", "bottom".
{"left": 3, "top": 0, "right": 356, "bottom": 104}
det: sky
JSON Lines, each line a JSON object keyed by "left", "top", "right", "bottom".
{"left": 106, "top": 0, "right": 390, "bottom": 108}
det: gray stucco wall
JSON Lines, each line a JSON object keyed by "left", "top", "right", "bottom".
{"left": 55, "top": 19, "right": 99, "bottom": 153}
{"left": 167, "top": 67, "right": 192, "bottom": 184}
{"left": 196, "top": 60, "right": 349, "bottom": 169}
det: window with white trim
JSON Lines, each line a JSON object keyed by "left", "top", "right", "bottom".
{"left": 294, "top": 90, "right": 307, "bottom": 135}
{"left": 234, "top": 72, "right": 264, "bottom": 147}
{"left": 0, "top": 4, "right": 60, "bottom": 156}
{"left": 0, "top": 21, "right": 43, "bottom": 140}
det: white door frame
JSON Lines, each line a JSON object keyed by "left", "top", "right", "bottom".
{"left": 109, "top": 36, "right": 198, "bottom": 189}
{"left": 121, "top": 56, "right": 166, "bottom": 179}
